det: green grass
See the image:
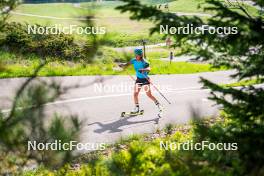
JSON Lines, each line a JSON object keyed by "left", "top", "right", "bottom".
{"left": 0, "top": 50, "right": 226, "bottom": 78}
{"left": 9, "top": 1, "right": 259, "bottom": 47}
{"left": 149, "top": 59, "right": 226, "bottom": 74}
{"left": 14, "top": 3, "right": 89, "bottom": 18}
{"left": 168, "top": 0, "right": 259, "bottom": 16}
{"left": 168, "top": 0, "right": 208, "bottom": 13}
{"left": 9, "top": 3, "right": 89, "bottom": 26}
{"left": 222, "top": 78, "right": 264, "bottom": 88}
{"left": 0, "top": 60, "right": 225, "bottom": 78}
{"left": 9, "top": 2, "right": 155, "bottom": 45}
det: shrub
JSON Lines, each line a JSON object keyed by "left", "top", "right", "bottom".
{"left": 0, "top": 23, "right": 93, "bottom": 62}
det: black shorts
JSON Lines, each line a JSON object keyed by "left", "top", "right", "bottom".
{"left": 135, "top": 77, "right": 150, "bottom": 86}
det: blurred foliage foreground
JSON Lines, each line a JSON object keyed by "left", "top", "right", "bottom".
{"left": 23, "top": 116, "right": 245, "bottom": 176}
{"left": 1, "top": 0, "right": 264, "bottom": 175}
{"left": 0, "top": 0, "right": 87, "bottom": 174}
{"left": 0, "top": 65, "right": 83, "bottom": 174}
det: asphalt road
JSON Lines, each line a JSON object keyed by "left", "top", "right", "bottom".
{"left": 0, "top": 70, "right": 236, "bottom": 150}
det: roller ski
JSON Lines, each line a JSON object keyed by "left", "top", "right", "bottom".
{"left": 121, "top": 105, "right": 143, "bottom": 117}
{"left": 121, "top": 109, "right": 144, "bottom": 118}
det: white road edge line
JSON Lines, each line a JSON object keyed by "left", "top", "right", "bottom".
{"left": 1, "top": 87, "right": 208, "bottom": 113}
{"left": 2, "top": 84, "right": 263, "bottom": 113}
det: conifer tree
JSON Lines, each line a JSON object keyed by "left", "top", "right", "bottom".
{"left": 117, "top": 0, "right": 264, "bottom": 174}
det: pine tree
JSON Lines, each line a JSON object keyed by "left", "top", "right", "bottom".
{"left": 117, "top": 0, "right": 264, "bottom": 174}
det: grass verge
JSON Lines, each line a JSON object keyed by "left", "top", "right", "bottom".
{"left": 221, "top": 78, "right": 264, "bottom": 88}
{"left": 0, "top": 50, "right": 226, "bottom": 78}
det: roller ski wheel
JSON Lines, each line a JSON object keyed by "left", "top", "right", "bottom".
{"left": 158, "top": 111, "right": 163, "bottom": 118}
{"left": 157, "top": 105, "right": 164, "bottom": 118}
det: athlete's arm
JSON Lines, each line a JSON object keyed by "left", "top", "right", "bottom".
{"left": 139, "top": 61, "right": 150, "bottom": 73}
{"left": 118, "top": 62, "right": 130, "bottom": 68}
{"left": 139, "top": 67, "right": 150, "bottom": 73}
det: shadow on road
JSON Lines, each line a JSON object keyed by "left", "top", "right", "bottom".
{"left": 87, "top": 116, "right": 161, "bottom": 133}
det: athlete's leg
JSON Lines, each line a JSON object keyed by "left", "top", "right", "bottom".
{"left": 144, "top": 85, "right": 163, "bottom": 112}
{"left": 133, "top": 83, "right": 142, "bottom": 112}
{"left": 144, "top": 84, "right": 158, "bottom": 102}
{"left": 134, "top": 83, "right": 142, "bottom": 104}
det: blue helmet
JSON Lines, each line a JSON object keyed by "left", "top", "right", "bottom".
{"left": 134, "top": 48, "right": 143, "bottom": 56}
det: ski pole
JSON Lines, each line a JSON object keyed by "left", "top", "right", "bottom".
{"left": 142, "top": 73, "right": 172, "bottom": 104}
{"left": 116, "top": 63, "right": 136, "bottom": 81}
{"left": 139, "top": 40, "right": 171, "bottom": 104}
{"left": 121, "top": 65, "right": 171, "bottom": 104}
{"left": 117, "top": 63, "right": 171, "bottom": 104}
{"left": 127, "top": 71, "right": 136, "bottom": 81}
{"left": 127, "top": 70, "right": 171, "bottom": 105}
